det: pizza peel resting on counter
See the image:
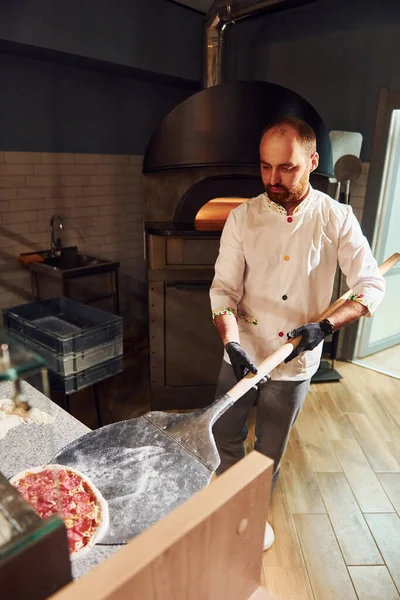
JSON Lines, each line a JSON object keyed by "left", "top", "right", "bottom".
{"left": 53, "top": 253, "right": 400, "bottom": 545}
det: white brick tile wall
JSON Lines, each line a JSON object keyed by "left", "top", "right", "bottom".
{"left": 0, "top": 189, "right": 17, "bottom": 201}
{"left": 40, "top": 153, "right": 74, "bottom": 164}
{"left": 0, "top": 152, "right": 145, "bottom": 329}
{"left": 0, "top": 176, "right": 26, "bottom": 188}
{"left": 73, "top": 154, "right": 104, "bottom": 164}
{"left": 0, "top": 164, "right": 35, "bottom": 176}
{"left": 4, "top": 152, "right": 40, "bottom": 164}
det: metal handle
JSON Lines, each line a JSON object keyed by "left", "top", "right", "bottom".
{"left": 169, "top": 283, "right": 211, "bottom": 291}
{"left": 344, "top": 179, "right": 351, "bottom": 205}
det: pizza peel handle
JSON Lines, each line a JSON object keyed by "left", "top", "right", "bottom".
{"left": 160, "top": 251, "right": 400, "bottom": 472}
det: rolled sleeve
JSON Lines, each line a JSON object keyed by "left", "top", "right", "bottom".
{"left": 210, "top": 209, "right": 245, "bottom": 320}
{"left": 338, "top": 207, "right": 386, "bottom": 315}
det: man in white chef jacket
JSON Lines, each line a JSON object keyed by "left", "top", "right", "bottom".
{"left": 209, "top": 117, "right": 386, "bottom": 551}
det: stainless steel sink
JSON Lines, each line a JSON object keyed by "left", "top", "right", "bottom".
{"left": 42, "top": 251, "right": 106, "bottom": 271}
{"left": 20, "top": 240, "right": 121, "bottom": 313}
{"left": 21, "top": 246, "right": 119, "bottom": 278}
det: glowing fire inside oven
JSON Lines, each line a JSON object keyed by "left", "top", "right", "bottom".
{"left": 194, "top": 197, "right": 249, "bottom": 230}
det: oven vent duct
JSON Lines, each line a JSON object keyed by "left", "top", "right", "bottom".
{"left": 204, "top": 0, "right": 328, "bottom": 87}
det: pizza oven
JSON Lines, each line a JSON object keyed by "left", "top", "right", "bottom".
{"left": 143, "top": 81, "right": 333, "bottom": 410}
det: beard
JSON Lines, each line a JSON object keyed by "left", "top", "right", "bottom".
{"left": 266, "top": 171, "right": 309, "bottom": 204}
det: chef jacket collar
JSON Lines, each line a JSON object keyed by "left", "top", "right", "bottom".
{"left": 263, "top": 185, "right": 315, "bottom": 216}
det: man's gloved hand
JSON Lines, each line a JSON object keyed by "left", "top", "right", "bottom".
{"left": 284, "top": 318, "right": 335, "bottom": 363}
{"left": 225, "top": 341, "right": 258, "bottom": 381}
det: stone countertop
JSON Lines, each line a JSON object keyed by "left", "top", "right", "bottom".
{"left": 0, "top": 380, "right": 122, "bottom": 580}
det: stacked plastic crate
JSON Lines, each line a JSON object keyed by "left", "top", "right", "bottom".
{"left": 3, "top": 297, "right": 123, "bottom": 395}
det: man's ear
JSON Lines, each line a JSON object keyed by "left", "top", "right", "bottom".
{"left": 310, "top": 151, "right": 319, "bottom": 172}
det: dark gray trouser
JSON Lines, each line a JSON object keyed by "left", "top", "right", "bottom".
{"left": 212, "top": 360, "right": 310, "bottom": 492}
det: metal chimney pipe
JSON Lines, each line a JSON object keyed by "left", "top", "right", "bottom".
{"left": 203, "top": 11, "right": 225, "bottom": 88}
{"left": 203, "top": 0, "right": 327, "bottom": 88}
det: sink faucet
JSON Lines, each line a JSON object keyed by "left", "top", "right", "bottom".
{"left": 50, "top": 215, "right": 63, "bottom": 257}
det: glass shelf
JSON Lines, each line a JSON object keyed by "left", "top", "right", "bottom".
{"left": 0, "top": 333, "right": 46, "bottom": 382}
{"left": 0, "top": 332, "right": 60, "bottom": 564}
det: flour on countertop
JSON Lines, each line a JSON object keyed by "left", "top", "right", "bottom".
{"left": 0, "top": 399, "right": 54, "bottom": 439}
{"left": 25, "top": 407, "right": 54, "bottom": 425}
{"left": 0, "top": 413, "right": 22, "bottom": 440}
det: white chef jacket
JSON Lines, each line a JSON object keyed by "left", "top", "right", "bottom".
{"left": 209, "top": 187, "right": 386, "bottom": 381}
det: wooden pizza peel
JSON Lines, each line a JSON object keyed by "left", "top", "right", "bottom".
{"left": 53, "top": 253, "right": 400, "bottom": 545}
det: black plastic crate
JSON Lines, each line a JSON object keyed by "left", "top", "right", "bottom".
{"left": 3, "top": 297, "right": 123, "bottom": 355}
{"left": 48, "top": 356, "right": 124, "bottom": 394}
{"left": 6, "top": 329, "right": 123, "bottom": 377}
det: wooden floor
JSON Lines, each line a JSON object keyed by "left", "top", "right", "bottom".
{"left": 250, "top": 361, "right": 400, "bottom": 600}
{"left": 355, "top": 344, "right": 400, "bottom": 380}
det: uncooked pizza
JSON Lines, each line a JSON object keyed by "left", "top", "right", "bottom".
{"left": 10, "top": 464, "right": 109, "bottom": 559}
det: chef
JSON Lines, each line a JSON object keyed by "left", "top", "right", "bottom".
{"left": 209, "top": 117, "right": 386, "bottom": 551}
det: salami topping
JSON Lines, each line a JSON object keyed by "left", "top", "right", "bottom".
{"left": 61, "top": 473, "right": 81, "bottom": 491}
{"left": 10, "top": 464, "right": 109, "bottom": 559}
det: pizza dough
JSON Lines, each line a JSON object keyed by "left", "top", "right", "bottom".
{"left": 0, "top": 399, "right": 54, "bottom": 439}
{"left": 10, "top": 464, "right": 109, "bottom": 560}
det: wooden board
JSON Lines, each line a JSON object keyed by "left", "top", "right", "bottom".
{"left": 49, "top": 452, "right": 276, "bottom": 600}
{"left": 325, "top": 376, "right": 365, "bottom": 414}
{"left": 295, "top": 401, "right": 342, "bottom": 472}
{"left": 309, "top": 390, "right": 355, "bottom": 440}
{"left": 332, "top": 439, "right": 394, "bottom": 512}
{"left": 353, "top": 390, "right": 400, "bottom": 443}
{"left": 365, "top": 513, "right": 400, "bottom": 592}
{"left": 263, "top": 478, "right": 304, "bottom": 569}
{"left": 264, "top": 567, "right": 314, "bottom": 600}
{"left": 347, "top": 413, "right": 400, "bottom": 472}
{"left": 281, "top": 436, "right": 326, "bottom": 514}
{"left": 378, "top": 474, "right": 400, "bottom": 514}
{"left": 294, "top": 514, "right": 358, "bottom": 600}
{"left": 389, "top": 442, "right": 400, "bottom": 464}
{"left": 315, "top": 472, "right": 383, "bottom": 565}
{"left": 348, "top": 566, "right": 400, "bottom": 599}
{"left": 249, "top": 588, "right": 276, "bottom": 600}
{"left": 260, "top": 563, "right": 267, "bottom": 588}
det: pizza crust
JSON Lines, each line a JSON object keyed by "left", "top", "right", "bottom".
{"left": 10, "top": 463, "right": 109, "bottom": 561}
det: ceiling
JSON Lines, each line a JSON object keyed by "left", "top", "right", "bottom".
{"left": 172, "top": 0, "right": 214, "bottom": 13}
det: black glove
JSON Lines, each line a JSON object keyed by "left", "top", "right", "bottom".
{"left": 225, "top": 341, "right": 258, "bottom": 381}
{"left": 284, "top": 319, "right": 334, "bottom": 363}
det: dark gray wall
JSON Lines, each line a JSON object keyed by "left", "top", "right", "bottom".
{"left": 223, "top": 0, "right": 400, "bottom": 161}
{"left": 0, "top": 53, "right": 196, "bottom": 155}
{"left": 0, "top": 0, "right": 203, "bottom": 81}
{"left": 0, "top": 0, "right": 203, "bottom": 154}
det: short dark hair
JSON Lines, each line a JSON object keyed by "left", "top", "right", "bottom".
{"left": 260, "top": 117, "right": 317, "bottom": 156}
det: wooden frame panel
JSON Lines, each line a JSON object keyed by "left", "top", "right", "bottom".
{"left": 49, "top": 452, "right": 275, "bottom": 600}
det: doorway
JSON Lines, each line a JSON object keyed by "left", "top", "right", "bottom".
{"left": 352, "top": 93, "right": 400, "bottom": 379}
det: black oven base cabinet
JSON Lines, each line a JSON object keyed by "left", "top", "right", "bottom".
{"left": 148, "top": 280, "right": 224, "bottom": 410}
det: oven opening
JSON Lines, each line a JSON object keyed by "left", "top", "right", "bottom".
{"left": 194, "top": 197, "right": 249, "bottom": 230}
